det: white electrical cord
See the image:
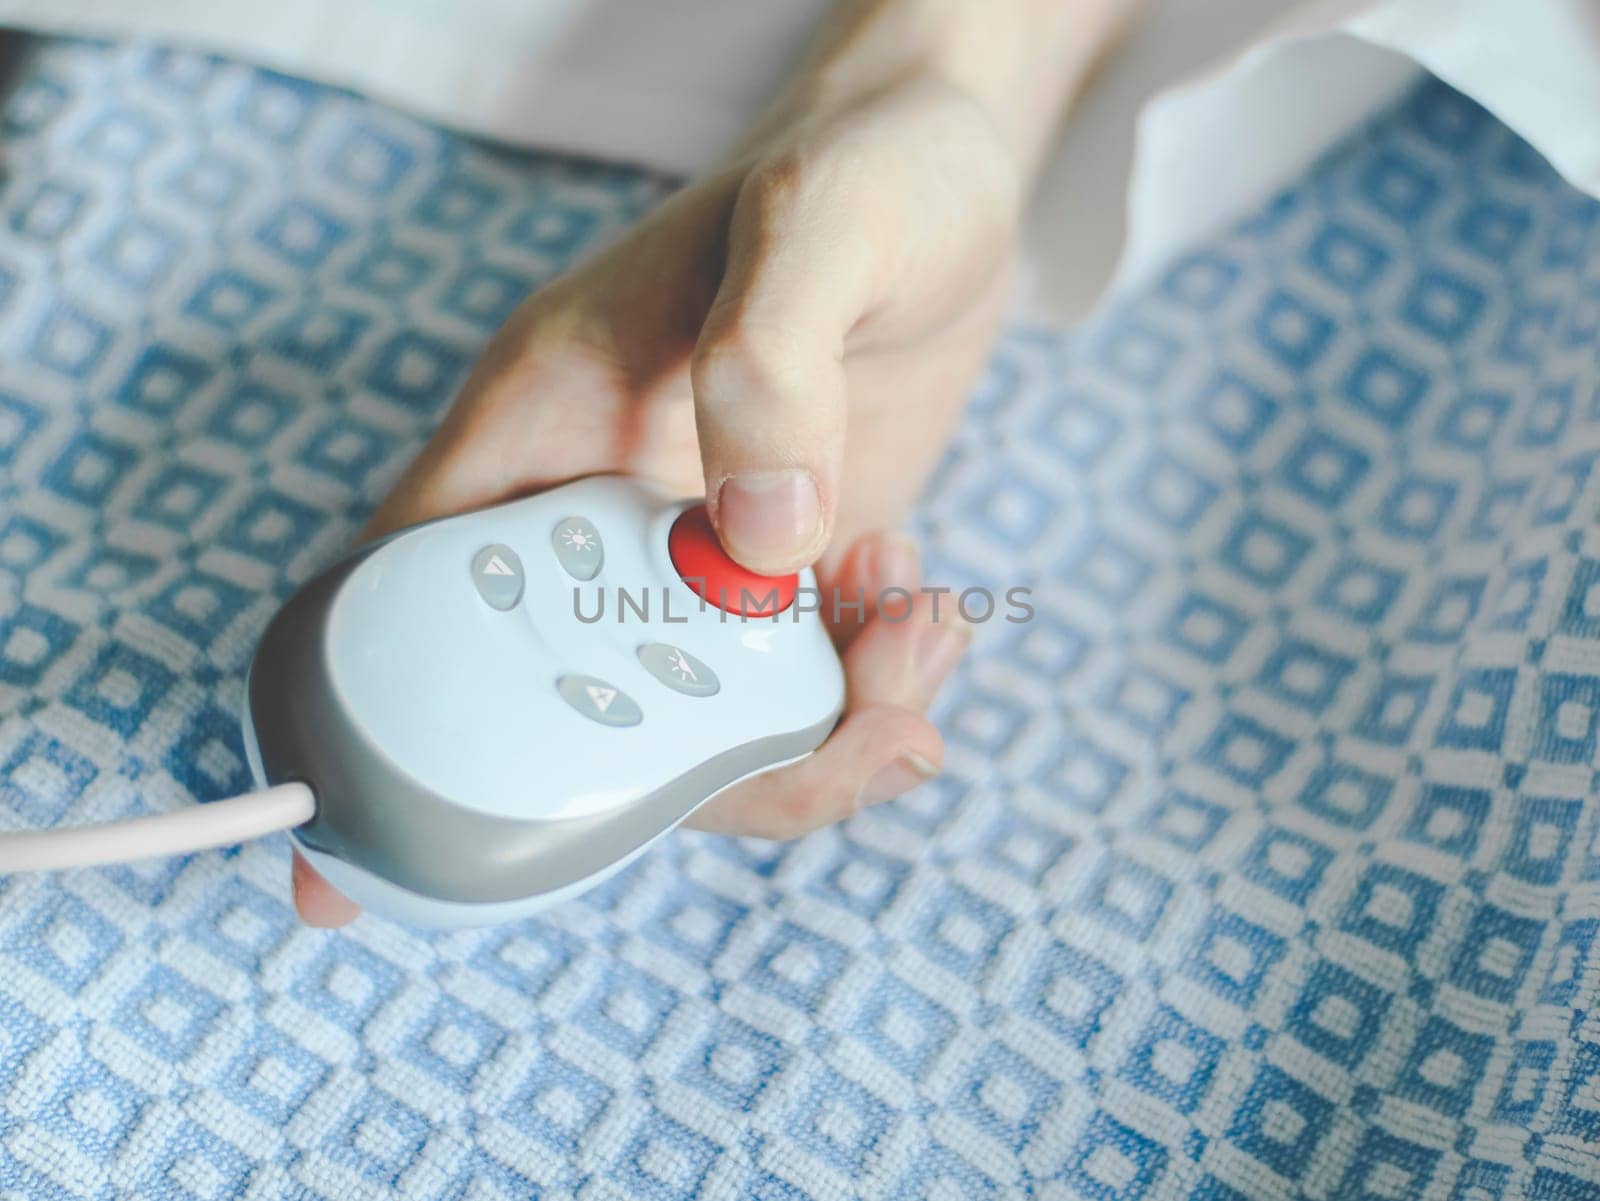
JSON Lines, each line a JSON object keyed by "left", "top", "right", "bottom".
{"left": 0, "top": 782, "right": 316, "bottom": 872}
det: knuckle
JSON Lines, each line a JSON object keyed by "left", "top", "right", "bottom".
{"left": 741, "top": 148, "right": 811, "bottom": 218}
{"left": 740, "top": 141, "right": 851, "bottom": 235}
{"left": 688, "top": 333, "right": 748, "bottom": 407}
{"left": 691, "top": 320, "right": 809, "bottom": 408}
{"left": 770, "top": 788, "right": 831, "bottom": 838}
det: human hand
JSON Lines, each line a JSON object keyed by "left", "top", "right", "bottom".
{"left": 292, "top": 0, "right": 1130, "bottom": 925}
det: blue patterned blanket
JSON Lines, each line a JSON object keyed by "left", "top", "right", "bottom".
{"left": 0, "top": 37, "right": 1596, "bottom": 1201}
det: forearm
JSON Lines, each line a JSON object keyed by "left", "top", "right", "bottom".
{"left": 743, "top": 0, "right": 1136, "bottom": 178}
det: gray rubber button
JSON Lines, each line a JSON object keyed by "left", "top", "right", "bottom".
{"left": 552, "top": 516, "right": 604, "bottom": 581}
{"left": 470, "top": 544, "right": 524, "bottom": 611}
{"left": 557, "top": 674, "right": 642, "bottom": 727}
{"left": 637, "top": 643, "right": 720, "bottom": 697}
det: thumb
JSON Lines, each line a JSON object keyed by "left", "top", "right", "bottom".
{"left": 691, "top": 158, "right": 871, "bottom": 574}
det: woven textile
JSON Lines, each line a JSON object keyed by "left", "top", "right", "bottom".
{"left": 0, "top": 38, "right": 1597, "bottom": 1200}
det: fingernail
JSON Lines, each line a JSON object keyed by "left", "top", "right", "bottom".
{"left": 856, "top": 751, "right": 939, "bottom": 808}
{"left": 914, "top": 619, "right": 973, "bottom": 695}
{"left": 717, "top": 470, "right": 822, "bottom": 570}
{"left": 872, "top": 532, "right": 921, "bottom": 594}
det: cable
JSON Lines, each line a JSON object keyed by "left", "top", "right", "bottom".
{"left": 0, "top": 782, "right": 315, "bottom": 873}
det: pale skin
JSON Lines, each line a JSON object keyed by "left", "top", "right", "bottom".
{"left": 293, "top": 0, "right": 1135, "bottom": 925}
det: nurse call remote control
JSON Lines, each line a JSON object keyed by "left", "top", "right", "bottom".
{"left": 242, "top": 475, "right": 846, "bottom": 926}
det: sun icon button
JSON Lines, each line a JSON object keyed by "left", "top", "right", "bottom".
{"left": 551, "top": 516, "right": 604, "bottom": 580}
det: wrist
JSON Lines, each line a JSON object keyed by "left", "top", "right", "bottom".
{"left": 740, "top": 0, "right": 1135, "bottom": 177}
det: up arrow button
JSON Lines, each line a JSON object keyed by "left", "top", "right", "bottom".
{"left": 470, "top": 544, "right": 525, "bottom": 611}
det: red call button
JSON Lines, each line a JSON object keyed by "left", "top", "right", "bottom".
{"left": 667, "top": 504, "right": 798, "bottom": 616}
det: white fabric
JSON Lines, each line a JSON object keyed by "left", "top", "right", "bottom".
{"left": 0, "top": 0, "right": 1595, "bottom": 322}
